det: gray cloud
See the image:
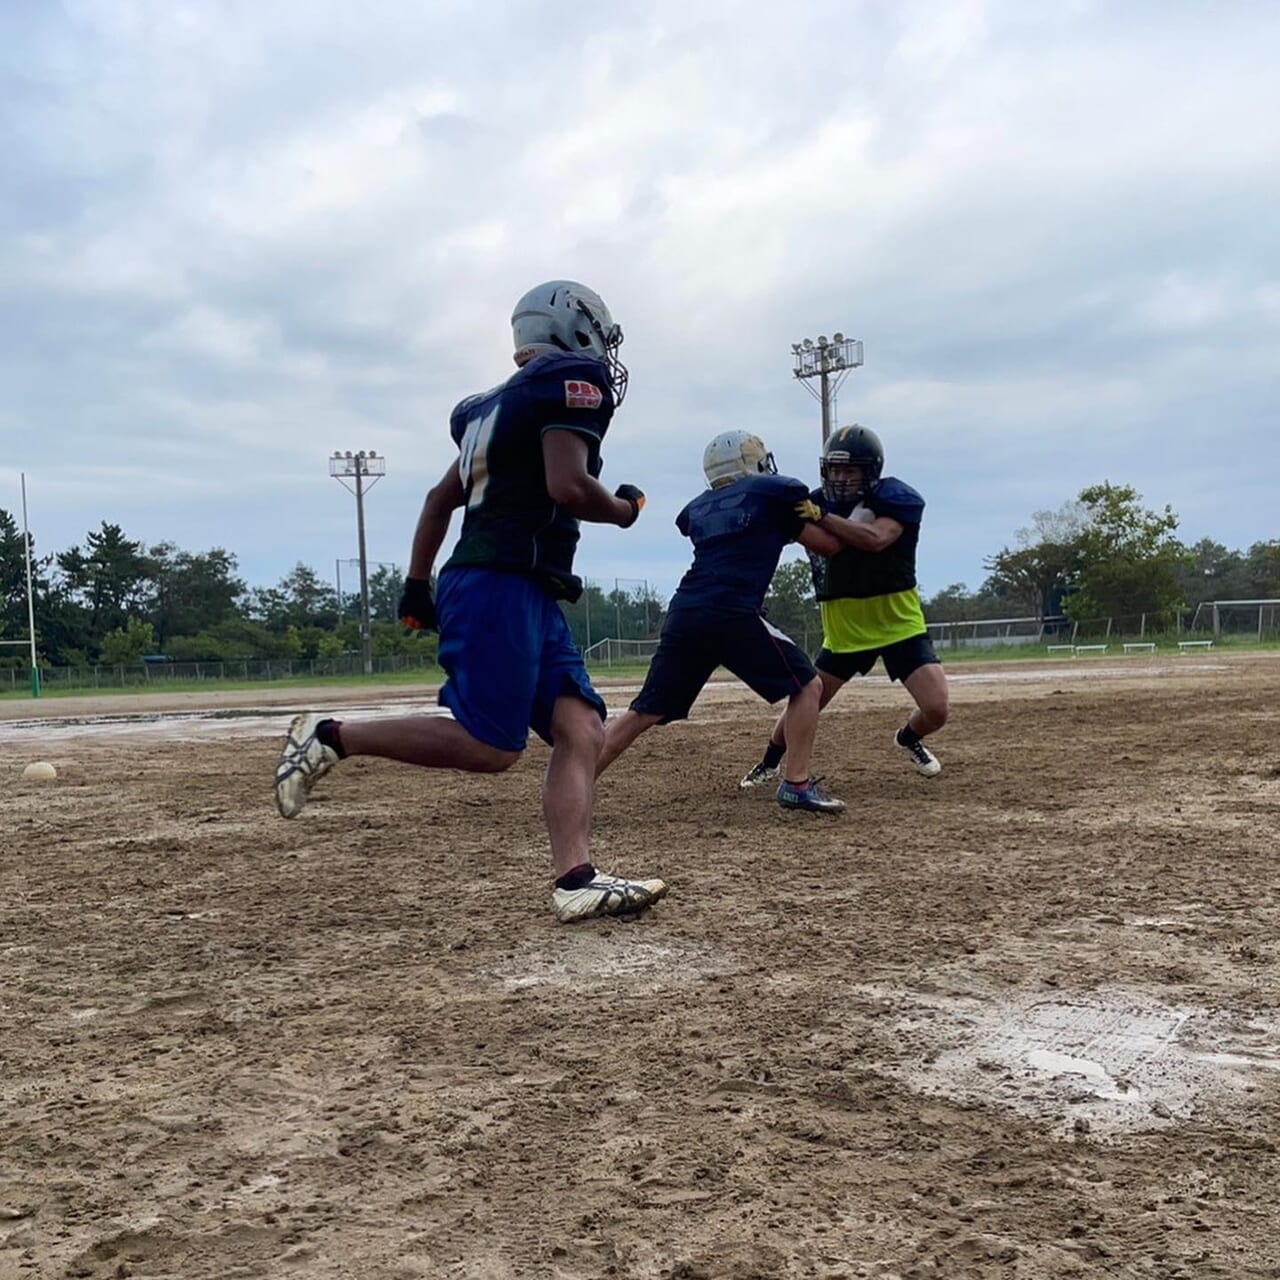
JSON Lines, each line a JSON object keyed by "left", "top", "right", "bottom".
{"left": 2, "top": 0, "right": 1277, "bottom": 600}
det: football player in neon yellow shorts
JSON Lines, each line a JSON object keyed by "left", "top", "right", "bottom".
{"left": 740, "top": 424, "right": 950, "bottom": 787}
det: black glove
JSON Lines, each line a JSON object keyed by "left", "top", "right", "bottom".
{"left": 397, "top": 577, "right": 437, "bottom": 632}
{"left": 615, "top": 484, "right": 646, "bottom": 528}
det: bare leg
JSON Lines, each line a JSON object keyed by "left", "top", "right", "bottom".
{"left": 543, "top": 695, "right": 606, "bottom": 879}
{"left": 779, "top": 675, "right": 823, "bottom": 782}
{"left": 770, "top": 669, "right": 845, "bottom": 752}
{"left": 902, "top": 664, "right": 949, "bottom": 736}
{"left": 339, "top": 715, "right": 520, "bottom": 772}
{"left": 596, "top": 709, "right": 664, "bottom": 778}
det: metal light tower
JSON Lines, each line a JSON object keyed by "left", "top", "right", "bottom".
{"left": 328, "top": 450, "right": 386, "bottom": 676}
{"left": 791, "top": 333, "right": 864, "bottom": 444}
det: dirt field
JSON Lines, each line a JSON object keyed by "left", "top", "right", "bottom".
{"left": 2, "top": 656, "right": 1279, "bottom": 1279}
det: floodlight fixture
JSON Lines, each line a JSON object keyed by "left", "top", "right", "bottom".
{"left": 790, "top": 331, "right": 864, "bottom": 443}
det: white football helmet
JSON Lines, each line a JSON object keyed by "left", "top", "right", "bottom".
{"left": 702, "top": 431, "right": 778, "bottom": 489}
{"left": 511, "top": 280, "right": 628, "bottom": 403}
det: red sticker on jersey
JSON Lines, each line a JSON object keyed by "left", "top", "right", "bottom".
{"left": 565, "top": 380, "right": 603, "bottom": 410}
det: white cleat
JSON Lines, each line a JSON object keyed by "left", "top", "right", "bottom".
{"left": 894, "top": 730, "right": 941, "bottom": 778}
{"left": 552, "top": 872, "right": 669, "bottom": 924}
{"left": 739, "top": 762, "right": 780, "bottom": 790}
{"left": 275, "top": 713, "right": 340, "bottom": 818}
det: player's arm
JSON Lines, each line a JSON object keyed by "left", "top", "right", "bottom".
{"left": 817, "top": 511, "right": 904, "bottom": 553}
{"left": 396, "top": 462, "right": 465, "bottom": 631}
{"left": 542, "top": 429, "right": 643, "bottom": 527}
{"left": 797, "top": 522, "right": 843, "bottom": 558}
{"left": 408, "top": 461, "right": 465, "bottom": 579}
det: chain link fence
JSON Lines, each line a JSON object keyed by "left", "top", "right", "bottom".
{"left": 9, "top": 594, "right": 1280, "bottom": 697}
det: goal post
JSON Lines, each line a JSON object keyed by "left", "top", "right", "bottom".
{"left": 581, "top": 637, "right": 660, "bottom": 668}
{"left": 1190, "top": 599, "right": 1280, "bottom": 641}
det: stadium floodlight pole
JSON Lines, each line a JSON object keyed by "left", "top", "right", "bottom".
{"left": 790, "top": 333, "right": 864, "bottom": 445}
{"left": 328, "top": 450, "right": 386, "bottom": 677}
{"left": 21, "top": 473, "right": 39, "bottom": 698}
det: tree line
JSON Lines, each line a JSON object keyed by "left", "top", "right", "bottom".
{"left": 2, "top": 482, "right": 1276, "bottom": 667}
{"left": 0, "top": 512, "right": 669, "bottom": 668}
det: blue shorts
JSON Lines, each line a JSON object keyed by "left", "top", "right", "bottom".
{"left": 435, "top": 567, "right": 605, "bottom": 752}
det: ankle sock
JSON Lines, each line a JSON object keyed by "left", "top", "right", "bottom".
{"left": 316, "top": 718, "right": 347, "bottom": 759}
{"left": 762, "top": 740, "right": 786, "bottom": 769}
{"left": 555, "top": 863, "right": 597, "bottom": 891}
{"left": 897, "top": 724, "right": 922, "bottom": 748}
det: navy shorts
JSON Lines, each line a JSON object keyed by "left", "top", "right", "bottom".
{"left": 815, "top": 632, "right": 940, "bottom": 684}
{"left": 630, "top": 610, "right": 816, "bottom": 724}
{"left": 435, "top": 567, "right": 605, "bottom": 752}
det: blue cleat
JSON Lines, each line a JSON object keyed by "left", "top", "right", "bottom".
{"left": 775, "top": 776, "right": 846, "bottom": 814}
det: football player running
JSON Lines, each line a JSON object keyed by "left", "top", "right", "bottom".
{"left": 274, "top": 281, "right": 668, "bottom": 924}
{"left": 740, "top": 424, "right": 950, "bottom": 788}
{"left": 596, "top": 431, "right": 847, "bottom": 814}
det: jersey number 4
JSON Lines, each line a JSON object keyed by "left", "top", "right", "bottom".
{"left": 457, "top": 404, "right": 500, "bottom": 508}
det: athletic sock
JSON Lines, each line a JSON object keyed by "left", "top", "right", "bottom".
{"left": 896, "top": 724, "right": 922, "bottom": 748}
{"left": 761, "top": 740, "right": 786, "bottom": 769}
{"left": 555, "top": 863, "right": 597, "bottom": 891}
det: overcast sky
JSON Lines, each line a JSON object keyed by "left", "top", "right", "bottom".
{"left": 2, "top": 0, "right": 1277, "bottom": 603}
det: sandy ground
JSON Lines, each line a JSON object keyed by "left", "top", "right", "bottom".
{"left": 2, "top": 655, "right": 1279, "bottom": 1279}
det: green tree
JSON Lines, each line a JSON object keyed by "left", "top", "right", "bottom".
{"left": 100, "top": 617, "right": 156, "bottom": 665}
{"left": 56, "top": 522, "right": 152, "bottom": 652}
{"left": 316, "top": 633, "right": 346, "bottom": 659}
{"left": 368, "top": 564, "right": 406, "bottom": 622}
{"left": 1174, "top": 538, "right": 1249, "bottom": 609}
{"left": 1243, "top": 541, "right": 1280, "bottom": 598}
{"left": 764, "top": 557, "right": 822, "bottom": 651}
{"left": 1065, "top": 483, "right": 1187, "bottom": 621}
{"left": 921, "top": 583, "right": 976, "bottom": 622}
{"left": 146, "top": 543, "right": 245, "bottom": 647}
{"left": 982, "top": 501, "right": 1088, "bottom": 616}
{"left": 560, "top": 580, "right": 611, "bottom": 650}
{"left": 278, "top": 563, "right": 339, "bottom": 630}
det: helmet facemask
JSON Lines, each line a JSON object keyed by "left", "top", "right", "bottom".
{"left": 572, "top": 295, "right": 628, "bottom": 404}
{"left": 820, "top": 426, "right": 884, "bottom": 506}
{"left": 820, "top": 457, "right": 870, "bottom": 506}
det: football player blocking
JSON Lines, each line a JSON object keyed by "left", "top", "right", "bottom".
{"left": 274, "top": 281, "right": 668, "bottom": 925}
{"left": 740, "top": 425, "right": 950, "bottom": 790}
{"left": 596, "top": 431, "right": 847, "bottom": 815}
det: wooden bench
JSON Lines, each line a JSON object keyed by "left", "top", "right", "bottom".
{"left": 1046, "top": 645, "right": 1075, "bottom": 655}
{"left": 1178, "top": 640, "right": 1214, "bottom": 651}
{"left": 1123, "top": 642, "right": 1156, "bottom": 654}
{"left": 1074, "top": 644, "right": 1108, "bottom": 655}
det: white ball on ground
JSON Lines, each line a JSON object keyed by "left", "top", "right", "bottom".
{"left": 22, "top": 761, "right": 57, "bottom": 781}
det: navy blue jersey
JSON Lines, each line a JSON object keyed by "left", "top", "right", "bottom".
{"left": 809, "top": 477, "right": 925, "bottom": 600}
{"left": 666, "top": 473, "right": 810, "bottom": 617}
{"left": 441, "top": 352, "right": 615, "bottom": 602}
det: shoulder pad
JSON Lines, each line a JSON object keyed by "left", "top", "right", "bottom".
{"left": 522, "top": 353, "right": 615, "bottom": 412}
{"left": 871, "top": 476, "right": 924, "bottom": 522}
{"left": 753, "top": 473, "right": 809, "bottom": 501}
{"left": 450, "top": 392, "right": 487, "bottom": 443}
